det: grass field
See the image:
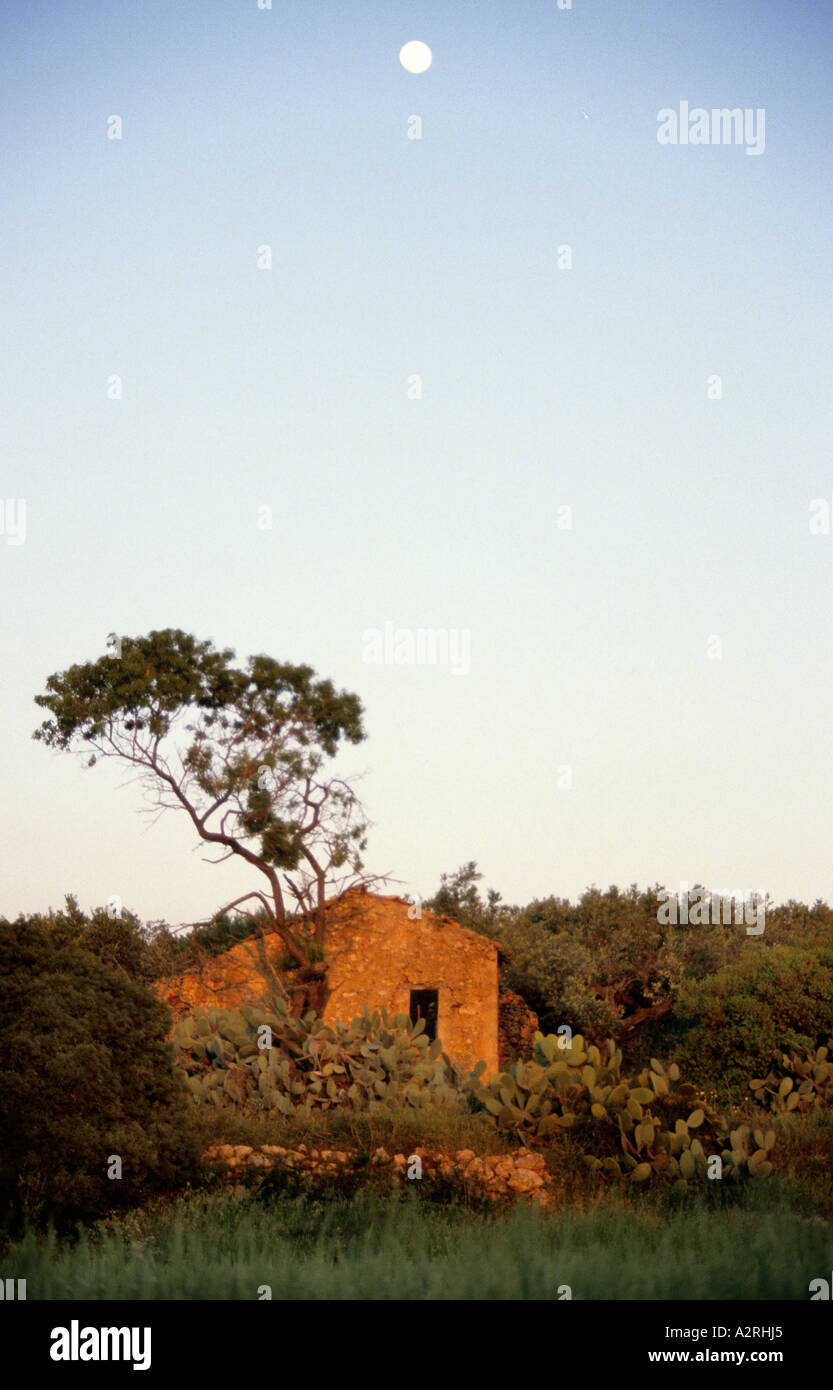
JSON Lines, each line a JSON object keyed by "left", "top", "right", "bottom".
{"left": 4, "top": 1183, "right": 832, "bottom": 1301}
{"left": 5, "top": 1104, "right": 833, "bottom": 1300}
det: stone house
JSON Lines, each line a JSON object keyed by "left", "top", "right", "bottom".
{"left": 158, "top": 889, "right": 500, "bottom": 1075}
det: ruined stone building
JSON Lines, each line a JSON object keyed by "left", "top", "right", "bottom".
{"left": 158, "top": 889, "right": 501, "bottom": 1075}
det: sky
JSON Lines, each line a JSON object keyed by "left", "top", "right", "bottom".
{"left": 2, "top": 0, "right": 833, "bottom": 928}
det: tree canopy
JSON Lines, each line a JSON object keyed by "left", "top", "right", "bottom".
{"left": 425, "top": 863, "right": 833, "bottom": 1078}
{"left": 34, "top": 630, "right": 373, "bottom": 1012}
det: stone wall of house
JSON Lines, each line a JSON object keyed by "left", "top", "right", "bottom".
{"left": 155, "top": 890, "right": 500, "bottom": 1075}
{"left": 498, "top": 991, "right": 540, "bottom": 1068}
{"left": 156, "top": 929, "right": 286, "bottom": 1021}
{"left": 322, "top": 892, "right": 499, "bottom": 1075}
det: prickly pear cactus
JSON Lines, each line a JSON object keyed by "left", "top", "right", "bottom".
{"left": 750, "top": 1042, "right": 833, "bottom": 1114}
{"left": 475, "top": 1033, "right": 774, "bottom": 1189}
{"left": 173, "top": 1001, "right": 485, "bottom": 1116}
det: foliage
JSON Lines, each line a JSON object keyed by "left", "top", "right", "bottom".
{"left": 0, "top": 894, "right": 169, "bottom": 985}
{"left": 751, "top": 1042, "right": 833, "bottom": 1115}
{"left": 670, "top": 946, "right": 833, "bottom": 1090}
{"left": 195, "top": 1100, "right": 510, "bottom": 1160}
{"left": 185, "top": 910, "right": 267, "bottom": 957}
{"left": 428, "top": 868, "right": 745, "bottom": 1040}
{"left": 0, "top": 914, "right": 201, "bottom": 1236}
{"left": 425, "top": 862, "right": 508, "bottom": 935}
{"left": 33, "top": 630, "right": 373, "bottom": 1006}
{"left": 0, "top": 893, "right": 248, "bottom": 988}
{"left": 173, "top": 1000, "right": 485, "bottom": 1116}
{"left": 429, "top": 866, "right": 833, "bottom": 1070}
{"left": 474, "top": 1031, "right": 773, "bottom": 1188}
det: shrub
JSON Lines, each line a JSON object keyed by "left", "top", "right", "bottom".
{"left": 429, "top": 870, "right": 746, "bottom": 1041}
{"left": 0, "top": 917, "right": 201, "bottom": 1235}
{"left": 668, "top": 946, "right": 833, "bottom": 1090}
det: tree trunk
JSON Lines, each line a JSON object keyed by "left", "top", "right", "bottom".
{"left": 290, "top": 962, "right": 330, "bottom": 1018}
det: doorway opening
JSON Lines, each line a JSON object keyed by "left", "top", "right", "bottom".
{"left": 409, "top": 988, "right": 438, "bottom": 1041}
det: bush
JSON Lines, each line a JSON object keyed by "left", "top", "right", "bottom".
{"left": 430, "top": 870, "right": 745, "bottom": 1042}
{"left": 668, "top": 946, "right": 833, "bottom": 1091}
{"left": 0, "top": 916, "right": 201, "bottom": 1235}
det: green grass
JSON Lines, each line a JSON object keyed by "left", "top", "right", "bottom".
{"left": 195, "top": 1100, "right": 515, "bottom": 1158}
{"left": 4, "top": 1186, "right": 831, "bottom": 1300}
{"left": 6, "top": 1091, "right": 833, "bottom": 1301}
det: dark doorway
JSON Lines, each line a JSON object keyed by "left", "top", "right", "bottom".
{"left": 409, "top": 989, "right": 438, "bottom": 1041}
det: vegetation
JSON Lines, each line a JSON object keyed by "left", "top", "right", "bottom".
{"left": 193, "top": 1100, "right": 511, "bottom": 1160}
{"left": 0, "top": 909, "right": 201, "bottom": 1237}
{"left": 3, "top": 1187, "right": 830, "bottom": 1300}
{"left": 33, "top": 629, "right": 376, "bottom": 1014}
{"left": 476, "top": 1033, "right": 774, "bottom": 1187}
{"left": 751, "top": 1042, "right": 833, "bottom": 1115}
{"left": 669, "top": 947, "right": 833, "bottom": 1090}
{"left": 427, "top": 863, "right": 833, "bottom": 1091}
{"left": 173, "top": 1000, "right": 482, "bottom": 1114}
{"left": 7, "top": 837, "right": 833, "bottom": 1299}
{"left": 171, "top": 1000, "right": 771, "bottom": 1191}
{"left": 14, "top": 641, "right": 833, "bottom": 1298}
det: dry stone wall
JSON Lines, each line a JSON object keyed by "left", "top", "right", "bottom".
{"left": 203, "top": 1143, "right": 553, "bottom": 1207}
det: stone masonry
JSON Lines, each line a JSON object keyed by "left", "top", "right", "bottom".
{"left": 202, "top": 1143, "right": 553, "bottom": 1206}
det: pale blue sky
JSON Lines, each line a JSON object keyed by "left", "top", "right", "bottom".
{"left": 2, "top": 0, "right": 833, "bottom": 925}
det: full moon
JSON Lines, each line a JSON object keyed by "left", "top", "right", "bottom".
{"left": 399, "top": 41, "right": 432, "bottom": 74}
